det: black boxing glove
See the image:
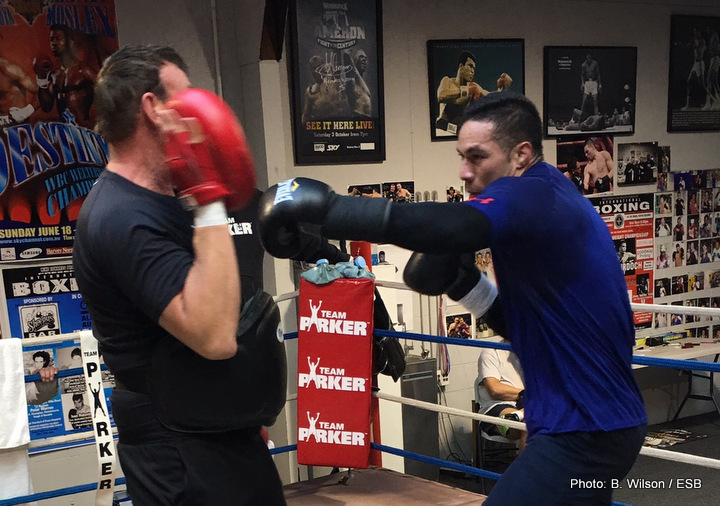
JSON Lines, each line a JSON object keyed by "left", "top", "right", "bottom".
{"left": 403, "top": 252, "right": 483, "bottom": 300}
{"left": 257, "top": 177, "right": 391, "bottom": 258}
{"left": 404, "top": 252, "right": 505, "bottom": 333}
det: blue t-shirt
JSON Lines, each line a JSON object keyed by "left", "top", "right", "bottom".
{"left": 465, "top": 162, "right": 646, "bottom": 436}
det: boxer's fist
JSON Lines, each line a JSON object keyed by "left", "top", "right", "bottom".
{"left": 468, "top": 82, "right": 483, "bottom": 100}
{"left": 33, "top": 54, "right": 54, "bottom": 87}
{"left": 403, "top": 252, "right": 480, "bottom": 299}
{"left": 165, "top": 88, "right": 256, "bottom": 211}
{"left": 257, "top": 178, "right": 335, "bottom": 258}
{"left": 496, "top": 73, "right": 512, "bottom": 91}
{"left": 405, "top": 251, "right": 498, "bottom": 318}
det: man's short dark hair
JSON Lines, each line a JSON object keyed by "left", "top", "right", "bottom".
{"left": 94, "top": 45, "right": 188, "bottom": 144}
{"left": 32, "top": 350, "right": 50, "bottom": 367}
{"left": 50, "top": 24, "right": 72, "bottom": 45}
{"left": 457, "top": 51, "right": 476, "bottom": 67}
{"left": 72, "top": 393, "right": 84, "bottom": 403}
{"left": 71, "top": 347, "right": 81, "bottom": 358}
{"left": 461, "top": 92, "right": 543, "bottom": 158}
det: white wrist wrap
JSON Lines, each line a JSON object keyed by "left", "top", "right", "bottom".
{"left": 36, "top": 76, "right": 49, "bottom": 88}
{"left": 456, "top": 274, "right": 498, "bottom": 317}
{"left": 193, "top": 200, "right": 228, "bottom": 228}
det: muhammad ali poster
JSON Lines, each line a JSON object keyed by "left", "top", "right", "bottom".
{"left": 544, "top": 46, "right": 637, "bottom": 138}
{"left": 667, "top": 15, "right": 720, "bottom": 132}
{"left": 427, "top": 39, "right": 525, "bottom": 141}
{"left": 0, "top": 1, "right": 118, "bottom": 261}
{"left": 288, "top": 0, "right": 385, "bottom": 164}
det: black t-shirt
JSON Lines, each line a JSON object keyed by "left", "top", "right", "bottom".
{"left": 73, "top": 171, "right": 193, "bottom": 392}
{"left": 227, "top": 189, "right": 265, "bottom": 305}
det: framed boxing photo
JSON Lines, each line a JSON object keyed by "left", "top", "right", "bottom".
{"left": 667, "top": 15, "right": 720, "bottom": 132}
{"left": 543, "top": 46, "right": 637, "bottom": 138}
{"left": 288, "top": 0, "right": 386, "bottom": 165}
{"left": 427, "top": 39, "right": 525, "bottom": 141}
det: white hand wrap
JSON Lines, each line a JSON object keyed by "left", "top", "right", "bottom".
{"left": 36, "top": 76, "right": 49, "bottom": 88}
{"left": 193, "top": 200, "right": 228, "bottom": 228}
{"left": 456, "top": 274, "right": 498, "bottom": 317}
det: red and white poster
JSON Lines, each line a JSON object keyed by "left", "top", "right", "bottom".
{"left": 296, "top": 277, "right": 374, "bottom": 468}
{"left": 0, "top": 1, "right": 118, "bottom": 261}
{"left": 589, "top": 193, "right": 654, "bottom": 329}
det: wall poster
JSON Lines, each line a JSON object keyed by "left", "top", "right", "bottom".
{"left": 0, "top": 257, "right": 113, "bottom": 441}
{"left": 589, "top": 193, "right": 655, "bottom": 330}
{"left": 426, "top": 39, "right": 525, "bottom": 141}
{"left": 288, "top": 0, "right": 385, "bottom": 164}
{"left": 667, "top": 15, "right": 720, "bottom": 132}
{"left": 544, "top": 46, "right": 637, "bottom": 138}
{"left": 0, "top": 0, "right": 118, "bottom": 261}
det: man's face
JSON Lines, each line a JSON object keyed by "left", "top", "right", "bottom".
{"left": 33, "top": 357, "right": 45, "bottom": 369}
{"left": 355, "top": 51, "right": 367, "bottom": 73}
{"left": 459, "top": 58, "right": 475, "bottom": 82}
{"left": 457, "top": 120, "right": 513, "bottom": 196}
{"left": 619, "top": 242, "right": 627, "bottom": 253}
{"left": 73, "top": 398, "right": 83, "bottom": 409}
{"left": 49, "top": 29, "right": 67, "bottom": 57}
{"left": 584, "top": 144, "right": 596, "bottom": 161}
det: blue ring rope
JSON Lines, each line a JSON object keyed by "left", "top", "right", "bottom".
{"left": 0, "top": 478, "right": 126, "bottom": 506}
{"left": 372, "top": 329, "right": 720, "bottom": 372}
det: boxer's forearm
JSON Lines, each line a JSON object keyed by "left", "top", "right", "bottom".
{"left": 159, "top": 225, "right": 240, "bottom": 360}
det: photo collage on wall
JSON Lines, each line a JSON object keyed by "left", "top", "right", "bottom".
{"left": 653, "top": 173, "right": 720, "bottom": 339}
{"left": 589, "top": 167, "right": 720, "bottom": 339}
{"left": 347, "top": 181, "right": 416, "bottom": 203}
{"left": 22, "top": 341, "right": 115, "bottom": 440}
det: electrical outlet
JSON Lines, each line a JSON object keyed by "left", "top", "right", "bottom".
{"left": 437, "top": 370, "right": 450, "bottom": 386}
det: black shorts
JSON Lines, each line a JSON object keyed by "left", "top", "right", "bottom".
{"left": 595, "top": 176, "right": 611, "bottom": 193}
{"left": 112, "top": 389, "right": 286, "bottom": 506}
{"left": 480, "top": 403, "right": 515, "bottom": 436}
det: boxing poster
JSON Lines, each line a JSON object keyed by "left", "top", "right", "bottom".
{"left": 0, "top": 259, "right": 88, "bottom": 339}
{"left": 427, "top": 39, "right": 525, "bottom": 141}
{"left": 667, "top": 15, "right": 720, "bottom": 132}
{"left": 543, "top": 46, "right": 637, "bottom": 138}
{"left": 589, "top": 193, "right": 654, "bottom": 329}
{"left": 20, "top": 336, "right": 115, "bottom": 441}
{"left": 288, "top": 0, "right": 386, "bottom": 164}
{"left": 0, "top": 0, "right": 118, "bottom": 261}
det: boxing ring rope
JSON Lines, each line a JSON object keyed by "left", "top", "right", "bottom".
{"left": 6, "top": 296, "right": 720, "bottom": 505}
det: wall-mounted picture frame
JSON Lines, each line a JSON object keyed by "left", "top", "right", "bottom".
{"left": 544, "top": 46, "right": 637, "bottom": 138}
{"left": 667, "top": 15, "right": 720, "bottom": 132}
{"left": 426, "top": 39, "right": 525, "bottom": 141}
{"left": 288, "top": 0, "right": 386, "bottom": 164}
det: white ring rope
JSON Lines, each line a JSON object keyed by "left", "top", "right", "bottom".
{"left": 374, "top": 390, "right": 526, "bottom": 431}
{"left": 374, "top": 391, "right": 720, "bottom": 470}
{"left": 630, "top": 302, "right": 720, "bottom": 317}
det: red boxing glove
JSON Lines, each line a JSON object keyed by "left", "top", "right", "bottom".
{"left": 164, "top": 88, "right": 256, "bottom": 211}
{"left": 33, "top": 54, "right": 54, "bottom": 87}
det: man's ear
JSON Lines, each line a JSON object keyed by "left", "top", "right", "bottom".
{"left": 140, "top": 92, "right": 162, "bottom": 126}
{"left": 512, "top": 141, "right": 534, "bottom": 170}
